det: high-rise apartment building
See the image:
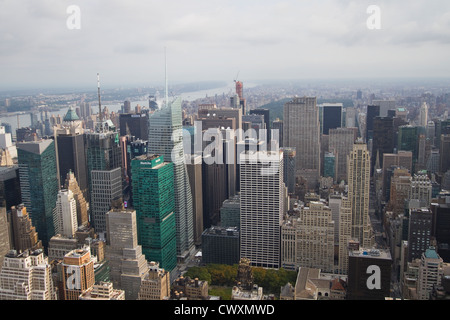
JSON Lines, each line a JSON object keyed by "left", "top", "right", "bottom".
{"left": 0, "top": 249, "right": 56, "bottom": 300}
{"left": 283, "top": 97, "right": 321, "bottom": 188}
{"left": 417, "top": 247, "right": 444, "bottom": 300}
{"left": 347, "top": 141, "right": 374, "bottom": 248}
{"left": 17, "top": 139, "right": 59, "bottom": 249}
{"left": 131, "top": 154, "right": 177, "bottom": 272}
{"left": 240, "top": 150, "right": 284, "bottom": 268}
{"left": 148, "top": 97, "right": 195, "bottom": 260}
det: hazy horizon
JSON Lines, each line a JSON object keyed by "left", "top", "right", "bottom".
{"left": 1, "top": 0, "right": 450, "bottom": 90}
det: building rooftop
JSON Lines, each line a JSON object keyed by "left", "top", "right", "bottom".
{"left": 349, "top": 248, "right": 392, "bottom": 260}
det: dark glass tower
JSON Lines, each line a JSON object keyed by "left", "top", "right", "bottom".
{"left": 17, "top": 139, "right": 59, "bottom": 249}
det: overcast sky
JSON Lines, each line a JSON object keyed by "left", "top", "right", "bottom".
{"left": 1, "top": 0, "right": 450, "bottom": 90}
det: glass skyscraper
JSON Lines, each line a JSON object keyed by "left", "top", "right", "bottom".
{"left": 147, "top": 97, "right": 195, "bottom": 260}
{"left": 131, "top": 154, "right": 177, "bottom": 272}
{"left": 17, "top": 139, "right": 59, "bottom": 249}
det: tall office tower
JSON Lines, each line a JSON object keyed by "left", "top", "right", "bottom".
{"left": 337, "top": 198, "right": 353, "bottom": 275}
{"left": 329, "top": 128, "right": 356, "bottom": 183}
{"left": 372, "top": 117, "right": 394, "bottom": 175}
{"left": 0, "top": 164, "right": 21, "bottom": 210}
{"left": 439, "top": 134, "right": 450, "bottom": 174}
{"left": 201, "top": 226, "right": 240, "bottom": 265}
{"left": 281, "top": 147, "right": 296, "bottom": 194}
{"left": 186, "top": 154, "right": 203, "bottom": 246}
{"left": 373, "top": 99, "right": 396, "bottom": 117}
{"left": 272, "top": 119, "right": 283, "bottom": 148}
{"left": 220, "top": 194, "right": 240, "bottom": 228}
{"left": 347, "top": 141, "right": 374, "bottom": 248}
{"left": 197, "top": 106, "right": 243, "bottom": 137}
{"left": 283, "top": 97, "right": 321, "bottom": 189}
{"left": 398, "top": 125, "right": 419, "bottom": 163}
{"left": 408, "top": 208, "right": 433, "bottom": 262}
{"left": 60, "top": 247, "right": 95, "bottom": 300}
{"left": 105, "top": 205, "right": 150, "bottom": 300}
{"left": 148, "top": 97, "right": 195, "bottom": 260}
{"left": 388, "top": 168, "right": 411, "bottom": 216}
{"left": 417, "top": 247, "right": 444, "bottom": 300}
{"left": 0, "top": 207, "right": 10, "bottom": 270}
{"left": 55, "top": 106, "right": 88, "bottom": 200}
{"left": 119, "top": 113, "right": 149, "bottom": 141}
{"left": 17, "top": 139, "right": 58, "bottom": 249}
{"left": 240, "top": 150, "right": 284, "bottom": 268}
{"left": 409, "top": 174, "right": 432, "bottom": 208}
{"left": 131, "top": 155, "right": 177, "bottom": 272}
{"left": 321, "top": 103, "right": 343, "bottom": 135}
{"left": 64, "top": 171, "right": 89, "bottom": 227}
{"left": 419, "top": 102, "right": 429, "bottom": 128}
{"left": 138, "top": 261, "right": 171, "bottom": 300}
{"left": 53, "top": 190, "right": 78, "bottom": 239}
{"left": 0, "top": 126, "right": 17, "bottom": 159}
{"left": 417, "top": 134, "right": 427, "bottom": 171}
{"left": 86, "top": 122, "right": 122, "bottom": 235}
{"left": 347, "top": 248, "right": 392, "bottom": 300}
{"left": 242, "top": 114, "right": 266, "bottom": 136}
{"left": 0, "top": 249, "right": 57, "bottom": 300}
{"left": 250, "top": 109, "right": 270, "bottom": 139}
{"left": 297, "top": 201, "right": 335, "bottom": 272}
{"left": 10, "top": 204, "right": 42, "bottom": 253}
{"left": 366, "top": 105, "right": 380, "bottom": 141}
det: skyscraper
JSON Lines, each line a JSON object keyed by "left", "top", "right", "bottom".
{"left": 321, "top": 103, "right": 342, "bottom": 135}
{"left": 283, "top": 97, "right": 321, "bottom": 189}
{"left": 17, "top": 139, "right": 59, "bottom": 249}
{"left": 131, "top": 154, "right": 177, "bottom": 272}
{"left": 366, "top": 104, "right": 380, "bottom": 141}
{"left": 60, "top": 247, "right": 95, "bottom": 300}
{"left": 148, "top": 97, "right": 195, "bottom": 260}
{"left": 239, "top": 150, "right": 284, "bottom": 268}
{"left": 64, "top": 171, "right": 89, "bottom": 228}
{"left": 372, "top": 116, "right": 394, "bottom": 175}
{"left": 329, "top": 127, "right": 357, "bottom": 183}
{"left": 0, "top": 249, "right": 57, "bottom": 300}
{"left": 54, "top": 106, "right": 88, "bottom": 200}
{"left": 53, "top": 190, "right": 78, "bottom": 239}
{"left": 347, "top": 141, "right": 374, "bottom": 248}
{"left": 85, "top": 121, "right": 122, "bottom": 235}
{"left": 105, "top": 204, "right": 150, "bottom": 300}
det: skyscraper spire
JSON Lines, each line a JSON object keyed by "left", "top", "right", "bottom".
{"left": 165, "top": 47, "right": 168, "bottom": 107}
{"left": 97, "top": 73, "right": 102, "bottom": 121}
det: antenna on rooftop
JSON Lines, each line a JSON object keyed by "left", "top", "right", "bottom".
{"left": 97, "top": 73, "right": 102, "bottom": 121}
{"left": 164, "top": 48, "right": 168, "bottom": 107}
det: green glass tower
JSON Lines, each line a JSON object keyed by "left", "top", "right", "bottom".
{"left": 131, "top": 154, "right": 177, "bottom": 272}
{"left": 17, "top": 139, "right": 59, "bottom": 250}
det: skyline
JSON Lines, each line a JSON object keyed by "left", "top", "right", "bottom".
{"left": 1, "top": 0, "right": 450, "bottom": 90}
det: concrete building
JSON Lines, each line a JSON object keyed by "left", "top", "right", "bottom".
{"left": 171, "top": 276, "right": 209, "bottom": 300}
{"left": 79, "top": 281, "right": 125, "bottom": 300}
{"left": 60, "top": 247, "right": 95, "bottom": 300}
{"left": 329, "top": 127, "right": 357, "bottom": 183}
{"left": 104, "top": 205, "right": 149, "bottom": 300}
{"left": 0, "top": 249, "right": 57, "bottom": 300}
{"left": 10, "top": 204, "right": 42, "bottom": 254}
{"left": 283, "top": 97, "right": 321, "bottom": 189}
{"left": 138, "top": 261, "right": 170, "bottom": 300}
{"left": 53, "top": 190, "right": 78, "bottom": 239}
{"left": 417, "top": 247, "right": 445, "bottom": 300}
{"left": 408, "top": 208, "right": 433, "bottom": 262}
